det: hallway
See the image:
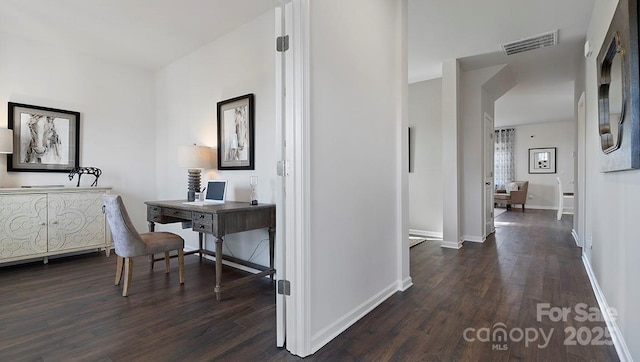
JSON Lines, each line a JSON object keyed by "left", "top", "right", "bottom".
{"left": 311, "top": 210, "right": 618, "bottom": 360}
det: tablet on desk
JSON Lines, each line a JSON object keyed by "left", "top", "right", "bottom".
{"left": 183, "top": 180, "right": 227, "bottom": 205}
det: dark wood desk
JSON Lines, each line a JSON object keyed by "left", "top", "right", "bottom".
{"left": 144, "top": 200, "right": 276, "bottom": 300}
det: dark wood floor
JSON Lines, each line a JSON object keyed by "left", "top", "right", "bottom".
{"left": 0, "top": 210, "right": 618, "bottom": 361}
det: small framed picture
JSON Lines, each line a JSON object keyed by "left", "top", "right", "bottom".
{"left": 7, "top": 102, "right": 80, "bottom": 172}
{"left": 529, "top": 147, "right": 556, "bottom": 174}
{"left": 217, "top": 94, "right": 255, "bottom": 170}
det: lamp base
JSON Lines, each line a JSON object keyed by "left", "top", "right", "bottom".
{"left": 187, "top": 169, "right": 202, "bottom": 201}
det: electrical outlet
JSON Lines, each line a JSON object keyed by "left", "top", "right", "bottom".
{"left": 529, "top": 195, "right": 533, "bottom": 199}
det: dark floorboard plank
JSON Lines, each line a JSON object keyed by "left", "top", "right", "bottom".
{"left": 0, "top": 210, "right": 618, "bottom": 361}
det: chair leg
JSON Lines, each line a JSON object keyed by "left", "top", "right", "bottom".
{"left": 122, "top": 257, "right": 133, "bottom": 297}
{"left": 115, "top": 256, "right": 124, "bottom": 285}
{"left": 178, "top": 249, "right": 185, "bottom": 284}
{"left": 164, "top": 251, "right": 171, "bottom": 274}
{"left": 522, "top": 204, "right": 525, "bottom": 211}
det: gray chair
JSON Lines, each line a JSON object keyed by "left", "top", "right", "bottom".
{"left": 102, "top": 194, "right": 185, "bottom": 296}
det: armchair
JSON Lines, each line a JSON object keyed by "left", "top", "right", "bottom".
{"left": 494, "top": 181, "right": 529, "bottom": 211}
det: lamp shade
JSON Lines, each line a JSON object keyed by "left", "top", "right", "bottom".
{"left": 0, "top": 128, "right": 13, "bottom": 154}
{"left": 178, "top": 144, "right": 214, "bottom": 169}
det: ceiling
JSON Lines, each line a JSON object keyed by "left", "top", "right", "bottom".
{"left": 408, "top": 0, "right": 596, "bottom": 127}
{"left": 0, "top": 0, "right": 595, "bottom": 128}
{"left": 0, "top": 0, "right": 279, "bottom": 70}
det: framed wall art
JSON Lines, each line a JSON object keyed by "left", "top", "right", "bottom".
{"left": 7, "top": 102, "right": 80, "bottom": 172}
{"left": 528, "top": 147, "right": 556, "bottom": 174}
{"left": 596, "top": 0, "right": 640, "bottom": 172}
{"left": 217, "top": 94, "right": 255, "bottom": 170}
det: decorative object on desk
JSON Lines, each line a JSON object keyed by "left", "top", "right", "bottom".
{"left": 68, "top": 166, "right": 102, "bottom": 187}
{"left": 250, "top": 176, "right": 258, "bottom": 205}
{"left": 528, "top": 147, "right": 556, "bottom": 174}
{"left": 217, "top": 93, "right": 255, "bottom": 170}
{"left": 178, "top": 144, "right": 214, "bottom": 201}
{"left": 7, "top": 102, "right": 80, "bottom": 172}
{"left": 596, "top": 0, "right": 640, "bottom": 172}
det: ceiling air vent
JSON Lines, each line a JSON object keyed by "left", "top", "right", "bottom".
{"left": 501, "top": 30, "right": 558, "bottom": 56}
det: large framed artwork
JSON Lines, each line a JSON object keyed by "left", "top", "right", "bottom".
{"left": 217, "top": 94, "right": 255, "bottom": 170}
{"left": 7, "top": 102, "right": 80, "bottom": 172}
{"left": 528, "top": 147, "right": 556, "bottom": 174}
{"left": 596, "top": 0, "right": 640, "bottom": 172}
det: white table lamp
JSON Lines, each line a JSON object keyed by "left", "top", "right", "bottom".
{"left": 0, "top": 128, "right": 12, "bottom": 154}
{"left": 0, "top": 128, "right": 13, "bottom": 188}
{"left": 178, "top": 144, "right": 214, "bottom": 201}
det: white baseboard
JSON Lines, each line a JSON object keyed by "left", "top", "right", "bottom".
{"left": 397, "top": 277, "right": 413, "bottom": 292}
{"left": 525, "top": 205, "right": 574, "bottom": 214}
{"left": 311, "top": 281, "right": 398, "bottom": 354}
{"left": 409, "top": 229, "right": 443, "bottom": 239}
{"left": 571, "top": 229, "right": 580, "bottom": 247}
{"left": 462, "top": 235, "right": 485, "bottom": 243}
{"left": 582, "top": 254, "right": 631, "bottom": 361}
{"left": 441, "top": 240, "right": 462, "bottom": 249}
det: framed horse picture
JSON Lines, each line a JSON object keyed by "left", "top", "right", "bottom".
{"left": 7, "top": 102, "right": 80, "bottom": 172}
{"left": 216, "top": 94, "right": 255, "bottom": 170}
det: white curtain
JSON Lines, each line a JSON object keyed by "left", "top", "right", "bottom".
{"left": 494, "top": 128, "right": 515, "bottom": 190}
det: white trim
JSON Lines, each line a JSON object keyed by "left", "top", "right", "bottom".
{"left": 409, "top": 228, "right": 443, "bottom": 239}
{"left": 462, "top": 235, "right": 485, "bottom": 243}
{"left": 395, "top": 0, "right": 411, "bottom": 300}
{"left": 524, "top": 204, "right": 574, "bottom": 213}
{"left": 571, "top": 229, "right": 580, "bottom": 247}
{"left": 397, "top": 276, "right": 413, "bottom": 291}
{"left": 441, "top": 240, "right": 463, "bottom": 249}
{"left": 582, "top": 254, "right": 631, "bottom": 361}
{"left": 286, "top": 0, "right": 311, "bottom": 357}
{"left": 310, "top": 281, "right": 399, "bottom": 354}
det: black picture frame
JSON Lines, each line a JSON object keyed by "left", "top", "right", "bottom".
{"left": 7, "top": 102, "right": 80, "bottom": 172}
{"left": 216, "top": 94, "right": 255, "bottom": 170}
{"left": 528, "top": 147, "right": 556, "bottom": 174}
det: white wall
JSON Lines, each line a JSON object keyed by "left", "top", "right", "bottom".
{"left": 408, "top": 79, "right": 442, "bottom": 236}
{"left": 460, "top": 65, "right": 512, "bottom": 241}
{"left": 584, "top": 0, "right": 638, "bottom": 359}
{"left": 0, "top": 32, "right": 156, "bottom": 230}
{"left": 512, "top": 121, "right": 575, "bottom": 209}
{"left": 308, "top": 0, "right": 404, "bottom": 352}
{"left": 154, "top": 10, "right": 276, "bottom": 266}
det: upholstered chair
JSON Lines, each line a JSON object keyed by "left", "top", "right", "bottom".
{"left": 102, "top": 194, "right": 185, "bottom": 296}
{"left": 494, "top": 181, "right": 529, "bottom": 211}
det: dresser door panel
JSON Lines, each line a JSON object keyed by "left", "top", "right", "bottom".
{"left": 48, "top": 192, "right": 106, "bottom": 252}
{"left": 0, "top": 194, "right": 48, "bottom": 259}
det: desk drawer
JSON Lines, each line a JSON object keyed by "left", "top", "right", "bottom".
{"left": 193, "top": 222, "right": 213, "bottom": 233}
{"left": 193, "top": 212, "right": 213, "bottom": 224}
{"left": 148, "top": 206, "right": 162, "bottom": 222}
{"left": 162, "top": 208, "right": 192, "bottom": 220}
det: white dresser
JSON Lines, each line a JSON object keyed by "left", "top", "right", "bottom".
{"left": 0, "top": 186, "right": 112, "bottom": 264}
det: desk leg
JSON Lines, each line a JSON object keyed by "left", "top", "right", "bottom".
{"left": 269, "top": 227, "right": 275, "bottom": 281}
{"left": 148, "top": 221, "right": 156, "bottom": 269}
{"left": 214, "top": 236, "right": 223, "bottom": 301}
{"left": 199, "top": 232, "right": 204, "bottom": 262}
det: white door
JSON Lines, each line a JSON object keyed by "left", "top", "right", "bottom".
{"left": 484, "top": 113, "right": 495, "bottom": 237}
{"left": 274, "top": 3, "right": 287, "bottom": 347}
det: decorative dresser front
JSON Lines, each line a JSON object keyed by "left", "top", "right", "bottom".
{"left": 0, "top": 187, "right": 112, "bottom": 264}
